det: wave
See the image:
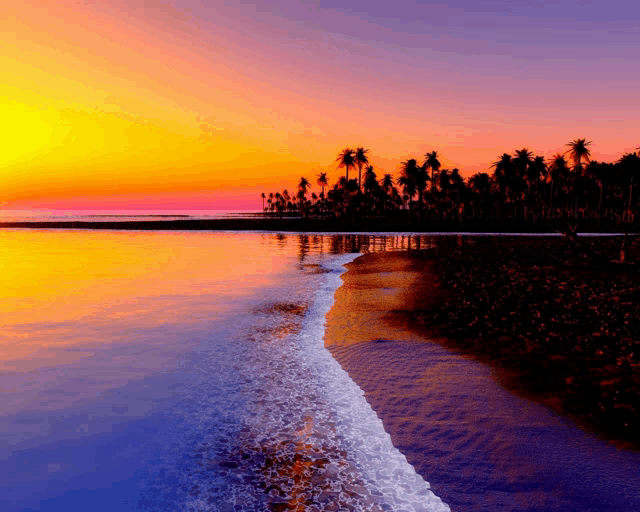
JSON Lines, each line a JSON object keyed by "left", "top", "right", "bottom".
{"left": 138, "top": 254, "right": 449, "bottom": 511}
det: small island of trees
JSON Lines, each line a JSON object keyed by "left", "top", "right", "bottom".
{"left": 261, "top": 140, "right": 640, "bottom": 228}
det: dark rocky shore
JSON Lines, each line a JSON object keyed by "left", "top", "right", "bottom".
{"left": 409, "top": 236, "right": 640, "bottom": 449}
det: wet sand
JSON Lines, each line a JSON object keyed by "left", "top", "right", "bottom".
{"left": 324, "top": 251, "right": 640, "bottom": 512}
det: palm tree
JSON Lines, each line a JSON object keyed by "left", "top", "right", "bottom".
{"left": 468, "top": 172, "right": 492, "bottom": 219}
{"left": 380, "top": 173, "right": 395, "bottom": 212}
{"left": 363, "top": 165, "right": 378, "bottom": 193}
{"left": 434, "top": 169, "right": 453, "bottom": 220}
{"left": 513, "top": 148, "right": 534, "bottom": 219}
{"left": 316, "top": 172, "right": 328, "bottom": 196}
{"left": 298, "top": 177, "right": 311, "bottom": 197}
{"left": 491, "top": 153, "right": 516, "bottom": 218}
{"left": 415, "top": 162, "right": 430, "bottom": 219}
{"left": 354, "top": 147, "right": 370, "bottom": 190}
{"left": 547, "top": 154, "right": 570, "bottom": 218}
{"left": 398, "top": 159, "right": 419, "bottom": 221}
{"left": 617, "top": 152, "right": 640, "bottom": 222}
{"left": 527, "top": 156, "right": 547, "bottom": 219}
{"left": 448, "top": 168, "right": 465, "bottom": 220}
{"left": 564, "top": 139, "right": 592, "bottom": 218}
{"left": 565, "top": 138, "right": 592, "bottom": 173}
{"left": 336, "top": 148, "right": 356, "bottom": 182}
{"left": 282, "top": 189, "right": 291, "bottom": 212}
{"left": 261, "top": 192, "right": 266, "bottom": 212}
{"left": 274, "top": 192, "right": 281, "bottom": 215}
{"left": 363, "top": 165, "right": 379, "bottom": 212}
{"left": 425, "top": 150, "right": 441, "bottom": 200}
{"left": 586, "top": 161, "right": 606, "bottom": 220}
{"left": 380, "top": 173, "right": 394, "bottom": 192}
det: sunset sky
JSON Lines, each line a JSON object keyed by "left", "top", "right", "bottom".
{"left": 2, "top": 0, "right": 639, "bottom": 211}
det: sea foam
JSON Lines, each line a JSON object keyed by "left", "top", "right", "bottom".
{"left": 164, "top": 254, "right": 450, "bottom": 511}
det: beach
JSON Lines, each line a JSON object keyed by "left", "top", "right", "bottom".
{"left": 324, "top": 246, "right": 640, "bottom": 511}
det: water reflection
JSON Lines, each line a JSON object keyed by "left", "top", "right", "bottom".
{"left": 259, "top": 232, "right": 472, "bottom": 263}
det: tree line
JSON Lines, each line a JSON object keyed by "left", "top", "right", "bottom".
{"left": 261, "top": 140, "right": 640, "bottom": 225}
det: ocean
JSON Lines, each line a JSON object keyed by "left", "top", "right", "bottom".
{"left": 0, "top": 230, "right": 448, "bottom": 511}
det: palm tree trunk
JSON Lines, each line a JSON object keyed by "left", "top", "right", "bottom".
{"left": 628, "top": 179, "right": 634, "bottom": 222}
{"left": 599, "top": 184, "right": 603, "bottom": 219}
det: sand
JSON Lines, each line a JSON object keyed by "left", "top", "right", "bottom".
{"left": 323, "top": 250, "right": 640, "bottom": 511}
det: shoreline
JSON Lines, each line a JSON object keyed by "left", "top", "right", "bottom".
{"left": 326, "top": 240, "right": 640, "bottom": 451}
{"left": 323, "top": 249, "right": 640, "bottom": 511}
{"left": 0, "top": 217, "right": 637, "bottom": 233}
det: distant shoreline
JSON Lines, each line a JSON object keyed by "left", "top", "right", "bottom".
{"left": 0, "top": 217, "right": 636, "bottom": 234}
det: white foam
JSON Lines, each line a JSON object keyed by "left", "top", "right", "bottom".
{"left": 139, "top": 252, "right": 449, "bottom": 511}
{"left": 297, "top": 254, "right": 450, "bottom": 511}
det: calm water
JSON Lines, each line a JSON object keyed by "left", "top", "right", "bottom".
{"left": 0, "top": 209, "right": 263, "bottom": 222}
{"left": 0, "top": 231, "right": 447, "bottom": 512}
{"left": 1, "top": 231, "right": 638, "bottom": 511}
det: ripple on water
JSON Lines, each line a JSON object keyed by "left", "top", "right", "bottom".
{"left": 140, "top": 255, "right": 450, "bottom": 512}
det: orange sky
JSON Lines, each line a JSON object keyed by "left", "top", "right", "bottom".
{"left": 2, "top": 1, "right": 639, "bottom": 210}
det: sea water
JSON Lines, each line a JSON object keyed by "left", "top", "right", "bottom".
{"left": 0, "top": 230, "right": 448, "bottom": 512}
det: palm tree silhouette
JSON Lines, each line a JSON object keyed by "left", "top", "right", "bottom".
{"left": 380, "top": 173, "right": 394, "bottom": 192}
{"left": 316, "top": 172, "right": 328, "bottom": 196}
{"left": 296, "top": 178, "right": 311, "bottom": 216}
{"left": 513, "top": 148, "right": 534, "bottom": 180}
{"left": 491, "top": 153, "right": 515, "bottom": 218}
{"left": 354, "top": 147, "right": 370, "bottom": 190}
{"left": 399, "top": 159, "right": 419, "bottom": 221}
{"left": 274, "top": 192, "right": 281, "bottom": 215}
{"left": 513, "top": 148, "right": 534, "bottom": 219}
{"left": 415, "top": 162, "right": 430, "bottom": 219}
{"left": 425, "top": 150, "right": 441, "bottom": 196}
{"left": 548, "top": 154, "right": 570, "bottom": 218}
{"left": 362, "top": 165, "right": 379, "bottom": 212}
{"left": 336, "top": 148, "right": 356, "bottom": 182}
{"left": 565, "top": 139, "right": 592, "bottom": 173}
{"left": 261, "top": 141, "right": 640, "bottom": 226}
{"left": 379, "top": 173, "right": 395, "bottom": 212}
{"left": 449, "top": 168, "right": 465, "bottom": 220}
{"left": 617, "top": 152, "right": 640, "bottom": 222}
{"left": 468, "top": 172, "right": 492, "bottom": 218}
{"left": 528, "top": 156, "right": 547, "bottom": 219}
{"left": 298, "top": 177, "right": 311, "bottom": 197}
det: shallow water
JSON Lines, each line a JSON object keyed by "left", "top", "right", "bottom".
{"left": 330, "top": 340, "right": 640, "bottom": 511}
